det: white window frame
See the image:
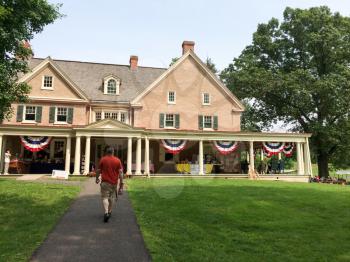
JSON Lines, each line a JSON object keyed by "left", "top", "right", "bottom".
{"left": 203, "top": 115, "right": 213, "bottom": 130}
{"left": 23, "top": 105, "right": 37, "bottom": 123}
{"left": 103, "top": 76, "right": 120, "bottom": 95}
{"left": 94, "top": 110, "right": 129, "bottom": 123}
{"left": 41, "top": 75, "right": 54, "bottom": 90}
{"left": 95, "top": 111, "right": 102, "bottom": 121}
{"left": 164, "top": 113, "right": 175, "bottom": 128}
{"left": 167, "top": 91, "right": 176, "bottom": 104}
{"left": 55, "top": 107, "right": 68, "bottom": 124}
{"left": 202, "top": 93, "right": 211, "bottom": 105}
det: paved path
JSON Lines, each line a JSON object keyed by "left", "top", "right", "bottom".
{"left": 31, "top": 178, "right": 151, "bottom": 262}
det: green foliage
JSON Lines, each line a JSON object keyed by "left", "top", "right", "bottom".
{"left": 169, "top": 57, "right": 179, "bottom": 67}
{"left": 205, "top": 57, "right": 218, "bottom": 74}
{"left": 0, "top": 0, "right": 62, "bottom": 121}
{"left": 0, "top": 179, "right": 80, "bottom": 261}
{"left": 221, "top": 6, "right": 350, "bottom": 177}
{"left": 128, "top": 178, "right": 350, "bottom": 261}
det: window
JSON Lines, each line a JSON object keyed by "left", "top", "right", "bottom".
{"left": 203, "top": 93, "right": 210, "bottom": 105}
{"left": 42, "top": 76, "right": 53, "bottom": 89}
{"left": 107, "top": 79, "right": 117, "bottom": 94}
{"left": 120, "top": 112, "right": 126, "bottom": 123}
{"left": 165, "top": 114, "right": 175, "bottom": 127}
{"left": 203, "top": 115, "right": 213, "bottom": 128}
{"left": 54, "top": 141, "right": 65, "bottom": 158}
{"left": 95, "top": 112, "right": 102, "bottom": 121}
{"left": 56, "top": 107, "right": 68, "bottom": 123}
{"left": 104, "top": 112, "right": 111, "bottom": 119}
{"left": 168, "top": 91, "right": 176, "bottom": 104}
{"left": 25, "top": 106, "right": 36, "bottom": 121}
{"left": 111, "top": 112, "right": 118, "bottom": 120}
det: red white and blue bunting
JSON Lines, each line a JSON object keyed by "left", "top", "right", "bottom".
{"left": 213, "top": 141, "right": 239, "bottom": 155}
{"left": 283, "top": 143, "right": 294, "bottom": 157}
{"left": 20, "top": 136, "right": 52, "bottom": 152}
{"left": 161, "top": 139, "right": 187, "bottom": 154}
{"left": 262, "top": 142, "right": 285, "bottom": 156}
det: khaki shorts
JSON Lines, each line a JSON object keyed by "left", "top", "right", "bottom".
{"left": 100, "top": 182, "right": 118, "bottom": 199}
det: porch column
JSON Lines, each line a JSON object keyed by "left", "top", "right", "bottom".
{"left": 303, "top": 140, "right": 311, "bottom": 176}
{"left": 260, "top": 149, "right": 264, "bottom": 161}
{"left": 296, "top": 142, "right": 303, "bottom": 175}
{"left": 249, "top": 141, "right": 255, "bottom": 172}
{"left": 144, "top": 137, "right": 150, "bottom": 177}
{"left": 73, "top": 136, "right": 81, "bottom": 175}
{"left": 135, "top": 137, "right": 142, "bottom": 175}
{"left": 0, "top": 135, "right": 3, "bottom": 173}
{"left": 83, "top": 136, "right": 91, "bottom": 175}
{"left": 199, "top": 140, "right": 204, "bottom": 175}
{"left": 49, "top": 140, "right": 55, "bottom": 160}
{"left": 65, "top": 136, "right": 71, "bottom": 173}
{"left": 127, "top": 137, "right": 132, "bottom": 175}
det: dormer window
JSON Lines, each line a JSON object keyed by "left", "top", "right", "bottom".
{"left": 168, "top": 91, "right": 176, "bottom": 104}
{"left": 103, "top": 76, "right": 120, "bottom": 95}
{"left": 42, "top": 75, "right": 54, "bottom": 90}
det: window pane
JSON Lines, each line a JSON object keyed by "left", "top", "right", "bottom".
{"left": 25, "top": 106, "right": 36, "bottom": 121}
{"left": 168, "top": 91, "right": 175, "bottom": 102}
{"left": 104, "top": 112, "right": 111, "bottom": 119}
{"left": 95, "top": 112, "right": 102, "bottom": 121}
{"left": 203, "top": 93, "right": 210, "bottom": 104}
{"left": 204, "top": 115, "right": 212, "bottom": 128}
{"left": 57, "top": 107, "right": 67, "bottom": 122}
{"left": 43, "top": 76, "right": 53, "bottom": 88}
{"left": 111, "top": 112, "right": 118, "bottom": 120}
{"left": 120, "top": 113, "right": 126, "bottom": 122}
{"left": 107, "top": 79, "right": 117, "bottom": 94}
{"left": 165, "top": 114, "right": 174, "bottom": 127}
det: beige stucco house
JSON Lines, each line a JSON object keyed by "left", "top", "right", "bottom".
{"left": 0, "top": 41, "right": 312, "bottom": 179}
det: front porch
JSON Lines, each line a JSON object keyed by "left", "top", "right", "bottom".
{"left": 0, "top": 119, "right": 312, "bottom": 179}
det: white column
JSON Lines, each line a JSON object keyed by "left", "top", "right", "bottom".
{"left": 0, "top": 135, "right": 3, "bottom": 174}
{"left": 300, "top": 144, "right": 305, "bottom": 175}
{"left": 199, "top": 140, "right": 204, "bottom": 175}
{"left": 144, "top": 137, "right": 150, "bottom": 177}
{"left": 135, "top": 137, "right": 142, "bottom": 175}
{"left": 278, "top": 152, "right": 282, "bottom": 160}
{"left": 65, "top": 136, "right": 71, "bottom": 173}
{"left": 249, "top": 141, "right": 254, "bottom": 172}
{"left": 83, "top": 136, "right": 91, "bottom": 175}
{"left": 127, "top": 137, "right": 132, "bottom": 175}
{"left": 73, "top": 136, "right": 81, "bottom": 175}
{"left": 260, "top": 149, "right": 264, "bottom": 161}
{"left": 303, "top": 141, "right": 311, "bottom": 176}
{"left": 296, "top": 142, "right": 303, "bottom": 175}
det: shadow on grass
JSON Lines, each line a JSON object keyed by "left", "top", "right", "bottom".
{"left": 128, "top": 180, "right": 350, "bottom": 262}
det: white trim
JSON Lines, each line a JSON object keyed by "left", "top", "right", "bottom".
{"left": 202, "top": 92, "right": 211, "bottom": 105}
{"left": 41, "top": 75, "right": 54, "bottom": 90}
{"left": 103, "top": 76, "right": 120, "bottom": 95}
{"left": 131, "top": 50, "right": 245, "bottom": 111}
{"left": 167, "top": 91, "right": 176, "bottom": 104}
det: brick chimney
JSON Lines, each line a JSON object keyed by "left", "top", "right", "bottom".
{"left": 129, "top": 55, "right": 138, "bottom": 70}
{"left": 182, "top": 41, "right": 195, "bottom": 54}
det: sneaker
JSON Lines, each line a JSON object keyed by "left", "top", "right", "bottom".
{"left": 108, "top": 212, "right": 112, "bottom": 218}
{"left": 104, "top": 213, "right": 110, "bottom": 223}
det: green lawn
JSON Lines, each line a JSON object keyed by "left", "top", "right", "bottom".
{"left": 0, "top": 179, "right": 81, "bottom": 262}
{"left": 128, "top": 179, "right": 350, "bottom": 262}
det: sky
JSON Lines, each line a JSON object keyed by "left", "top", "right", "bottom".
{"left": 31, "top": 0, "right": 350, "bottom": 70}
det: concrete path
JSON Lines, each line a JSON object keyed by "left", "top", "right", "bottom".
{"left": 31, "top": 178, "right": 151, "bottom": 262}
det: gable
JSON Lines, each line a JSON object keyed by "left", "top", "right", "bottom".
{"left": 132, "top": 51, "right": 244, "bottom": 112}
{"left": 84, "top": 118, "right": 136, "bottom": 130}
{"left": 20, "top": 58, "right": 89, "bottom": 102}
{"left": 134, "top": 54, "right": 244, "bottom": 111}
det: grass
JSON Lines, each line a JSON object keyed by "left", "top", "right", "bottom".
{"left": 0, "top": 179, "right": 81, "bottom": 262}
{"left": 128, "top": 178, "right": 350, "bottom": 262}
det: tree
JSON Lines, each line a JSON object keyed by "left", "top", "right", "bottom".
{"left": 220, "top": 6, "right": 350, "bottom": 177}
{"left": 205, "top": 57, "right": 218, "bottom": 74}
{"left": 169, "top": 57, "right": 179, "bottom": 67}
{"left": 0, "top": 0, "right": 61, "bottom": 121}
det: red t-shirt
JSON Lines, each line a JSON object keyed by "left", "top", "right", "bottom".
{"left": 99, "top": 155, "right": 122, "bottom": 185}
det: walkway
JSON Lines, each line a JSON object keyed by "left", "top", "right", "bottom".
{"left": 31, "top": 178, "right": 151, "bottom": 262}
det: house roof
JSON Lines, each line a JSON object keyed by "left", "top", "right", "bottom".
{"left": 28, "top": 58, "right": 166, "bottom": 103}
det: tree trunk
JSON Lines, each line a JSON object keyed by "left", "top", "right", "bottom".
{"left": 317, "top": 152, "right": 329, "bottom": 178}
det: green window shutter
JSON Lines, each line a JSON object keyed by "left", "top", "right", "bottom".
{"left": 213, "top": 116, "right": 218, "bottom": 130}
{"left": 16, "top": 105, "right": 24, "bottom": 122}
{"left": 159, "top": 113, "right": 164, "bottom": 128}
{"left": 67, "top": 108, "right": 74, "bottom": 124}
{"left": 175, "top": 114, "right": 180, "bottom": 129}
{"left": 198, "top": 115, "right": 203, "bottom": 130}
{"left": 36, "top": 106, "right": 42, "bottom": 123}
{"left": 49, "top": 107, "right": 56, "bottom": 123}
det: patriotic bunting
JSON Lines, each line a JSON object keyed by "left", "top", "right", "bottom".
{"left": 283, "top": 143, "right": 294, "bottom": 157}
{"left": 20, "top": 136, "right": 52, "bottom": 152}
{"left": 262, "top": 142, "right": 285, "bottom": 155}
{"left": 213, "top": 141, "right": 239, "bottom": 155}
{"left": 161, "top": 139, "right": 187, "bottom": 154}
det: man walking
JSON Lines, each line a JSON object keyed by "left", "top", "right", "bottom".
{"left": 95, "top": 146, "right": 123, "bottom": 223}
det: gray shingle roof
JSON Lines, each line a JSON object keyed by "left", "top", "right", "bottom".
{"left": 28, "top": 58, "right": 166, "bottom": 103}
